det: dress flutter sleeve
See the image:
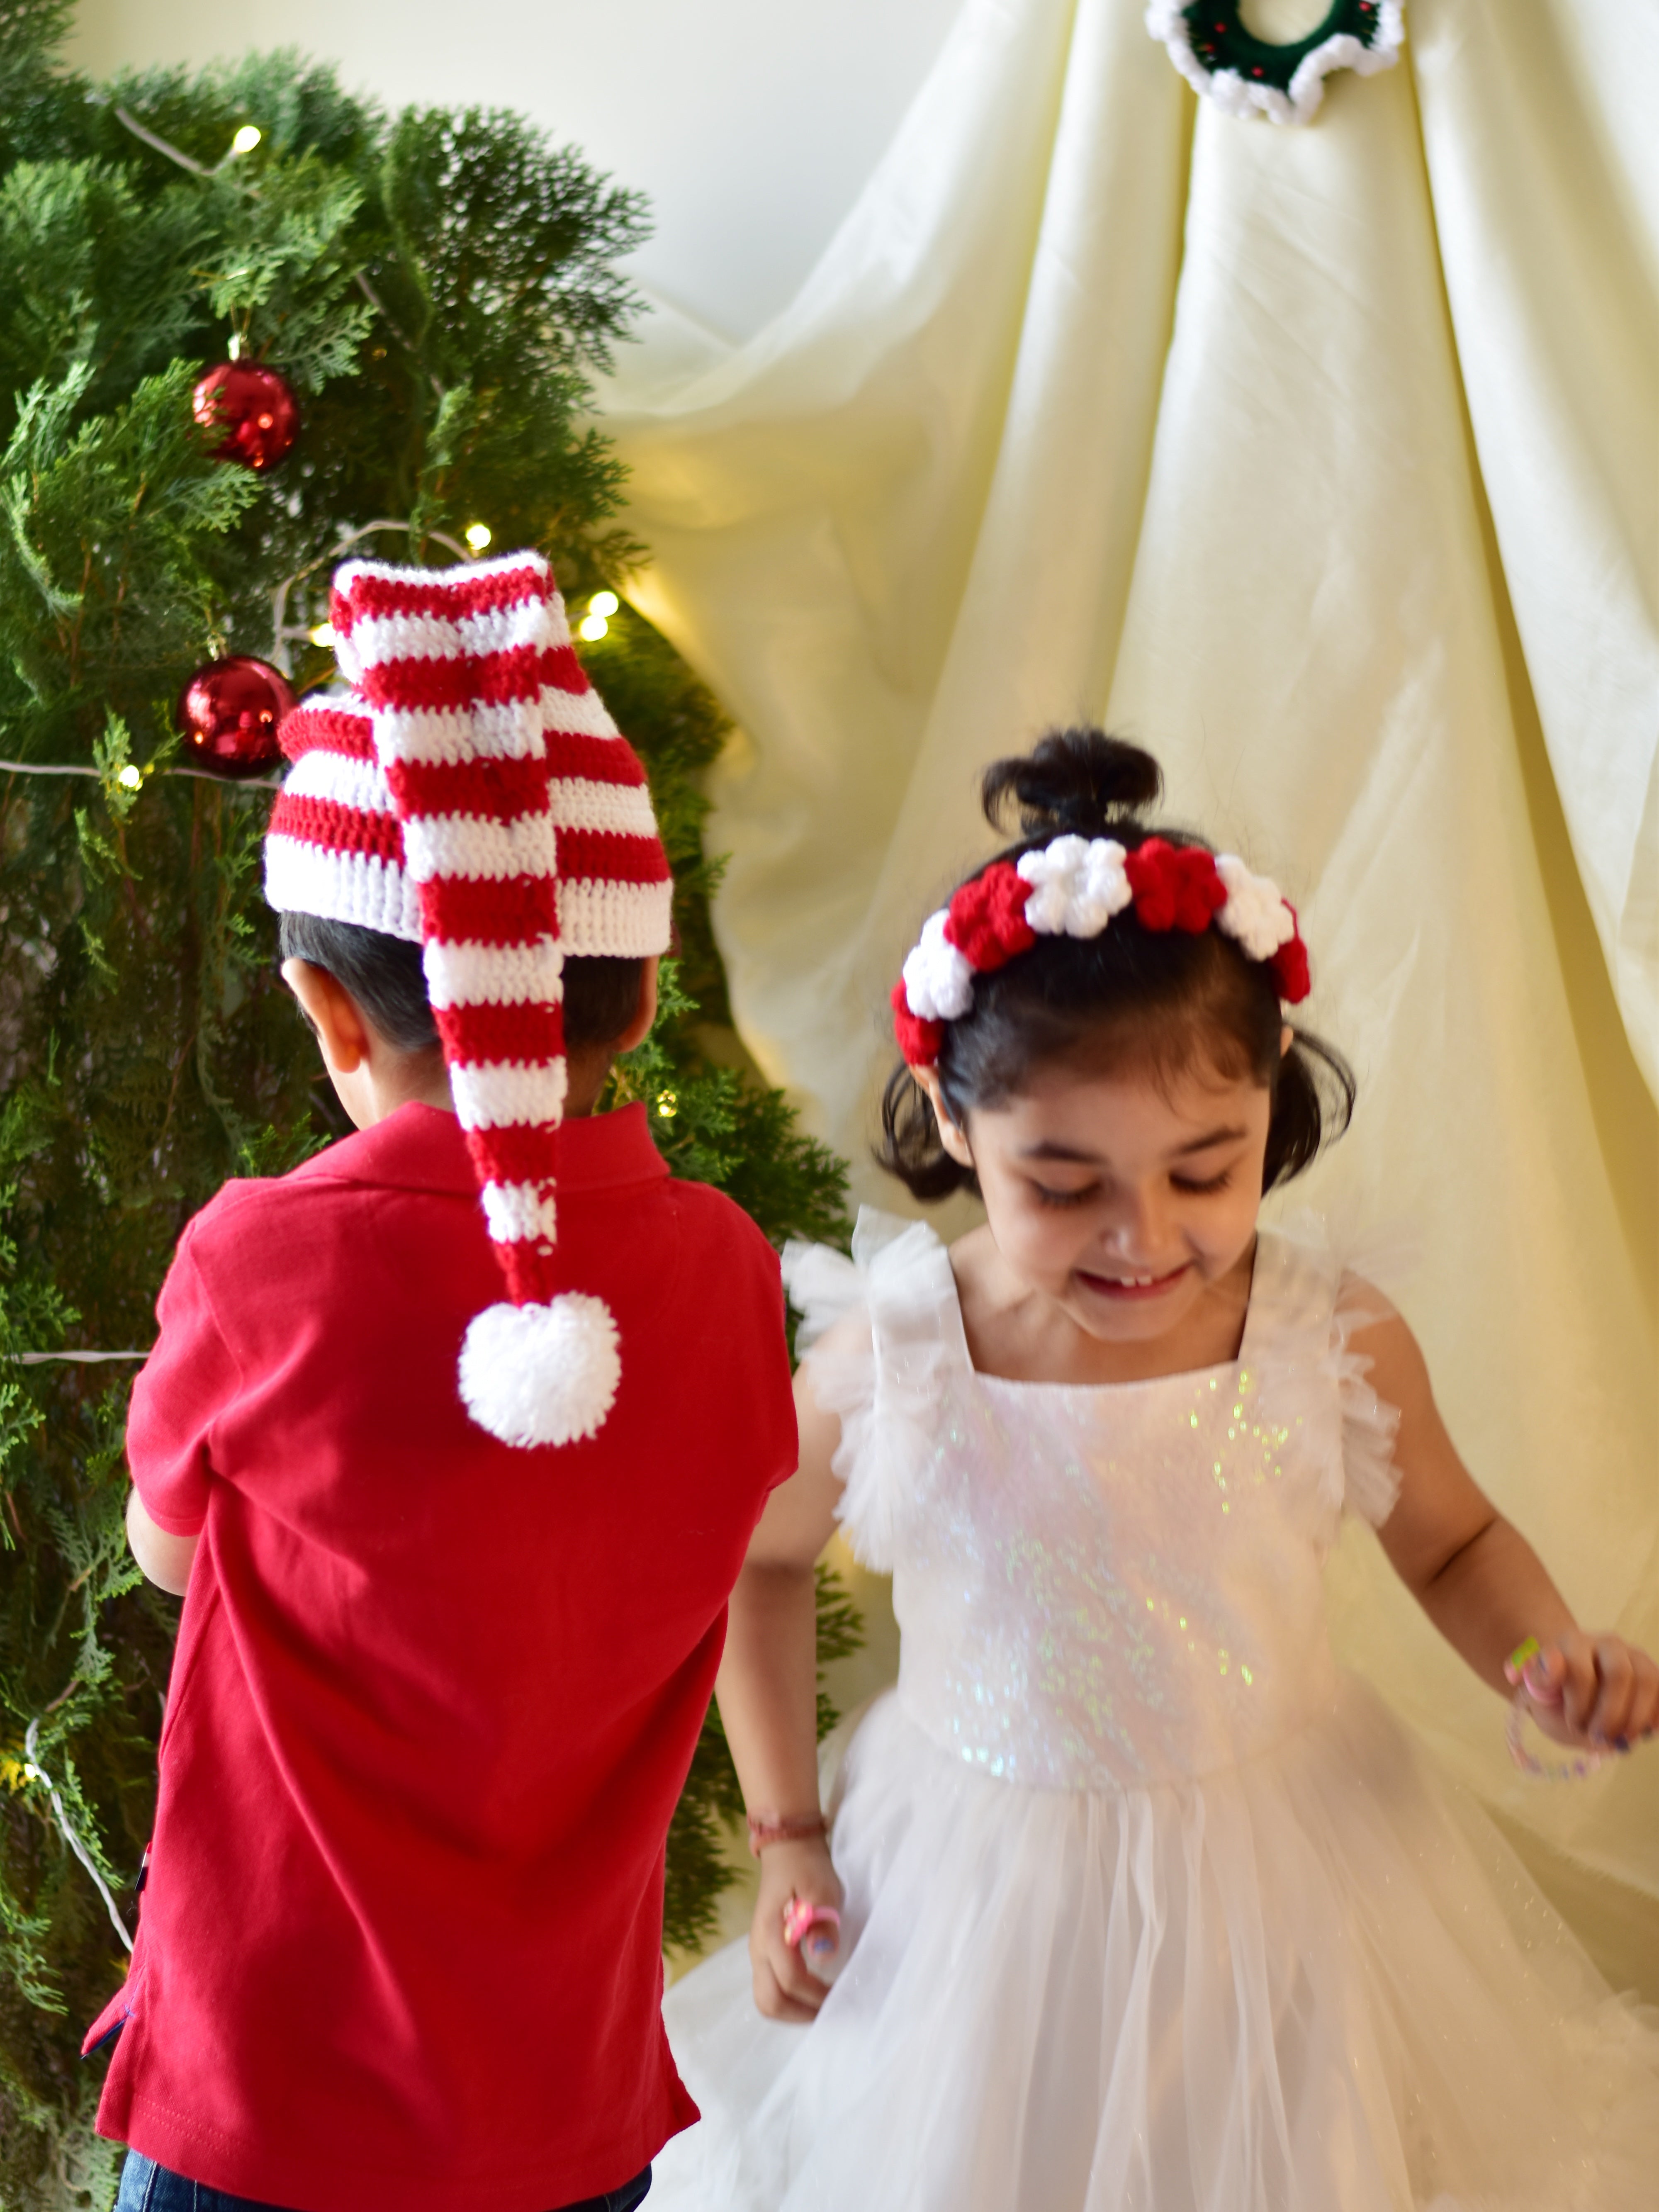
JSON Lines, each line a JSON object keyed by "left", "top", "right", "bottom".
{"left": 1331, "top": 1273, "right": 1404, "bottom": 1529}
{"left": 781, "top": 1207, "right": 961, "bottom": 1573}
{"left": 1260, "top": 1215, "right": 1406, "bottom": 1531}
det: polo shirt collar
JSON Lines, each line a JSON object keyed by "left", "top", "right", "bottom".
{"left": 301, "top": 1101, "right": 671, "bottom": 1197}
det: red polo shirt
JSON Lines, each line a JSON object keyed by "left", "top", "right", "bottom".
{"left": 90, "top": 1102, "right": 795, "bottom": 2212}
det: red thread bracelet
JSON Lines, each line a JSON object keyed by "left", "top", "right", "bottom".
{"left": 746, "top": 1811, "right": 827, "bottom": 1856}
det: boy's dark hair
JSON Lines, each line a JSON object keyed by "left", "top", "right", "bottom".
{"left": 279, "top": 914, "right": 646, "bottom": 1053}
{"left": 878, "top": 728, "right": 1355, "bottom": 1202}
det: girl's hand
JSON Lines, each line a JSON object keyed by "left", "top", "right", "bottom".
{"left": 1508, "top": 1631, "right": 1659, "bottom": 1752}
{"left": 749, "top": 1835, "right": 844, "bottom": 2023}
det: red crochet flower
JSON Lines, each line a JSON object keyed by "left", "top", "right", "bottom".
{"left": 944, "top": 860, "right": 1036, "bottom": 971}
{"left": 1124, "top": 838, "right": 1226, "bottom": 933}
{"left": 891, "top": 979, "right": 944, "bottom": 1067}
{"left": 1269, "top": 910, "right": 1311, "bottom": 1004}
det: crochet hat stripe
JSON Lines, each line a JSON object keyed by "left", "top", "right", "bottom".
{"left": 331, "top": 552, "right": 549, "bottom": 631}
{"left": 530, "top": 681, "right": 621, "bottom": 741}
{"left": 559, "top": 877, "right": 674, "bottom": 958}
{"left": 278, "top": 745, "right": 397, "bottom": 819}
{"left": 462, "top": 1116, "right": 576, "bottom": 1187}
{"left": 342, "top": 605, "right": 566, "bottom": 672}
{"left": 268, "top": 793, "right": 404, "bottom": 868}
{"left": 434, "top": 996, "right": 563, "bottom": 1066}
{"left": 357, "top": 641, "right": 567, "bottom": 717}
{"left": 482, "top": 1180, "right": 558, "bottom": 1246}
{"left": 418, "top": 871, "right": 559, "bottom": 948}
{"left": 450, "top": 1058, "right": 568, "bottom": 1132}
{"left": 423, "top": 939, "right": 563, "bottom": 1009}
{"left": 557, "top": 825, "right": 674, "bottom": 887}
{"left": 546, "top": 731, "right": 648, "bottom": 787}
{"left": 547, "top": 776, "right": 661, "bottom": 839}
{"left": 400, "top": 808, "right": 557, "bottom": 886}
{"left": 389, "top": 753, "right": 551, "bottom": 824}
{"left": 279, "top": 701, "right": 376, "bottom": 762}
{"left": 364, "top": 687, "right": 613, "bottom": 766}
{"left": 263, "top": 834, "right": 423, "bottom": 940}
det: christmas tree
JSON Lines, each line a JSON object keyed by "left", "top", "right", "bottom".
{"left": 0, "top": 9, "right": 851, "bottom": 2202}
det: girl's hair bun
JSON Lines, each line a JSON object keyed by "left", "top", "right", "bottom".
{"left": 981, "top": 727, "right": 1162, "bottom": 841}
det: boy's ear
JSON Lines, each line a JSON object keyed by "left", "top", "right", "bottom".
{"left": 613, "top": 956, "right": 659, "bottom": 1055}
{"left": 913, "top": 1066, "right": 974, "bottom": 1168}
{"left": 282, "top": 958, "right": 374, "bottom": 1076}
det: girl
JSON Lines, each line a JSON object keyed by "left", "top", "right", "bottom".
{"left": 654, "top": 730, "right": 1659, "bottom": 2210}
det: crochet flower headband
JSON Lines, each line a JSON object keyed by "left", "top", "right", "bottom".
{"left": 892, "top": 835, "right": 1310, "bottom": 1068}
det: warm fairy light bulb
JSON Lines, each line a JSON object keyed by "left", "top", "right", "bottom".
{"left": 465, "top": 522, "right": 492, "bottom": 551}
{"left": 656, "top": 1092, "right": 678, "bottom": 1119}
{"left": 309, "top": 621, "right": 335, "bottom": 647}
{"left": 578, "top": 613, "right": 609, "bottom": 642}
{"left": 230, "top": 125, "right": 263, "bottom": 156}
{"left": 117, "top": 766, "right": 142, "bottom": 791}
{"left": 588, "top": 590, "right": 620, "bottom": 618}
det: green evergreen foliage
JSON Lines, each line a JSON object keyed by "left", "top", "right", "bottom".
{"left": 0, "top": 14, "right": 851, "bottom": 2203}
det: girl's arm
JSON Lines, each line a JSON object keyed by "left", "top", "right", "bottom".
{"left": 1354, "top": 1295, "right": 1659, "bottom": 1750}
{"left": 716, "top": 1326, "right": 854, "bottom": 2022}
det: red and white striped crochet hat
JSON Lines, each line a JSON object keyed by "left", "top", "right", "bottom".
{"left": 264, "top": 550, "right": 672, "bottom": 1449}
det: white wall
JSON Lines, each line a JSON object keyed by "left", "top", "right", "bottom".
{"left": 68, "top": 0, "right": 964, "bottom": 341}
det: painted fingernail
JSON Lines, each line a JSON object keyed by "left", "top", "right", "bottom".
{"left": 1615, "top": 1735, "right": 1631, "bottom": 1753}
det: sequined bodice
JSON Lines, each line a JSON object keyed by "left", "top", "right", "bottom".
{"left": 799, "top": 1217, "right": 1360, "bottom": 1792}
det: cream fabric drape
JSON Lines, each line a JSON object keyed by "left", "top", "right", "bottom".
{"left": 602, "top": 0, "right": 1659, "bottom": 1963}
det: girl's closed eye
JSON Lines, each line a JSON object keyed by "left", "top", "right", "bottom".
{"left": 1171, "top": 1167, "right": 1233, "bottom": 1195}
{"left": 1032, "top": 1181, "right": 1098, "bottom": 1208}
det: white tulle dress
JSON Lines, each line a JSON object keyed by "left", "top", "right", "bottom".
{"left": 653, "top": 1210, "right": 1659, "bottom": 2212}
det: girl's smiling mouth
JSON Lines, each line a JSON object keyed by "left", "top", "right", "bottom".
{"left": 1076, "top": 1262, "right": 1192, "bottom": 1301}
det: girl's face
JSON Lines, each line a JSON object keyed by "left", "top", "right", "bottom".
{"left": 924, "top": 1051, "right": 1275, "bottom": 1348}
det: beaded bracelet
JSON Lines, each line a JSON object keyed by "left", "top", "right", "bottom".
{"left": 1505, "top": 1696, "right": 1608, "bottom": 1781}
{"left": 1503, "top": 1637, "right": 1606, "bottom": 1782}
{"left": 746, "top": 1810, "right": 827, "bottom": 1856}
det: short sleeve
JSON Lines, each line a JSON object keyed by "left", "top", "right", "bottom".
{"left": 783, "top": 1209, "right": 962, "bottom": 1573}
{"left": 750, "top": 1237, "right": 801, "bottom": 1494}
{"left": 125, "top": 1226, "right": 244, "bottom": 1536}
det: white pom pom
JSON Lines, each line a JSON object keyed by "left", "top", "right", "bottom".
{"left": 458, "top": 1293, "right": 620, "bottom": 1448}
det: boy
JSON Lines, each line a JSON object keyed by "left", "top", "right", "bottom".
{"left": 85, "top": 555, "right": 798, "bottom": 2212}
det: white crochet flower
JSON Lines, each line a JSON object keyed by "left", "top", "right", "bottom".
{"left": 902, "top": 908, "right": 975, "bottom": 1020}
{"left": 1214, "top": 854, "right": 1295, "bottom": 961}
{"left": 1017, "top": 836, "right": 1133, "bottom": 938}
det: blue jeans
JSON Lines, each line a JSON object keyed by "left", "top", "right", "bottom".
{"left": 115, "top": 2150, "right": 652, "bottom": 2212}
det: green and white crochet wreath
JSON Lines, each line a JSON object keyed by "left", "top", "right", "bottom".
{"left": 1146, "top": 2, "right": 1405, "bottom": 126}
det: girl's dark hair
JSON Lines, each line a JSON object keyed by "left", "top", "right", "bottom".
{"left": 278, "top": 913, "right": 645, "bottom": 1054}
{"left": 878, "top": 728, "right": 1355, "bottom": 1201}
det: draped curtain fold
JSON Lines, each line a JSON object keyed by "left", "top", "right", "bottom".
{"left": 601, "top": 0, "right": 1659, "bottom": 1954}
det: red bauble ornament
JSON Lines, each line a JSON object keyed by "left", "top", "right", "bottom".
{"left": 176, "top": 657, "right": 295, "bottom": 778}
{"left": 192, "top": 361, "right": 300, "bottom": 472}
